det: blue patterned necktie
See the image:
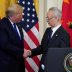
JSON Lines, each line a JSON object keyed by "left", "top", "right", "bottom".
{"left": 13, "top": 23, "right": 18, "bottom": 33}
{"left": 49, "top": 29, "right": 52, "bottom": 39}
{"left": 13, "top": 23, "right": 20, "bottom": 39}
{"left": 48, "top": 29, "right": 53, "bottom": 43}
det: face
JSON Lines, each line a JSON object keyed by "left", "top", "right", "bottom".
{"left": 13, "top": 12, "right": 23, "bottom": 23}
{"left": 46, "top": 10, "right": 58, "bottom": 27}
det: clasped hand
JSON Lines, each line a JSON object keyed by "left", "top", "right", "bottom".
{"left": 23, "top": 49, "right": 31, "bottom": 58}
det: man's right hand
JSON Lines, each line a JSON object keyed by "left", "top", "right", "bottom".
{"left": 23, "top": 49, "right": 31, "bottom": 58}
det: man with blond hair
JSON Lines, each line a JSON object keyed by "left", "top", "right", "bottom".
{"left": 0, "top": 4, "right": 25, "bottom": 72}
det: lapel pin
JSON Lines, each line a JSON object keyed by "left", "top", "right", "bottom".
{"left": 56, "top": 34, "right": 58, "bottom": 37}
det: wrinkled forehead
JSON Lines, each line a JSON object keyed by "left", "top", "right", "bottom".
{"left": 47, "top": 10, "right": 55, "bottom": 18}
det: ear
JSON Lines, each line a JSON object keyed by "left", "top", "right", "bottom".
{"left": 55, "top": 16, "right": 59, "bottom": 21}
{"left": 10, "top": 15, "right": 15, "bottom": 20}
{"left": 10, "top": 16, "right": 13, "bottom": 19}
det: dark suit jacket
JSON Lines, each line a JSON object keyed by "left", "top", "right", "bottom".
{"left": 31, "top": 26, "right": 70, "bottom": 72}
{"left": 0, "top": 18, "right": 25, "bottom": 72}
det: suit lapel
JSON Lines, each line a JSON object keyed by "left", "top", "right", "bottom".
{"left": 49, "top": 26, "right": 62, "bottom": 44}
{"left": 17, "top": 24, "right": 23, "bottom": 41}
{"left": 6, "top": 18, "right": 22, "bottom": 41}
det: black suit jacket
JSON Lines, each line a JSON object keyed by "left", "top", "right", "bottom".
{"left": 31, "top": 26, "right": 70, "bottom": 72}
{"left": 0, "top": 18, "right": 25, "bottom": 72}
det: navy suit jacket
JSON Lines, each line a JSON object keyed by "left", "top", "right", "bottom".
{"left": 0, "top": 17, "right": 25, "bottom": 72}
{"left": 31, "top": 25, "right": 70, "bottom": 72}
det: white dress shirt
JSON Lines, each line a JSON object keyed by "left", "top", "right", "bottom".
{"left": 51, "top": 24, "right": 61, "bottom": 37}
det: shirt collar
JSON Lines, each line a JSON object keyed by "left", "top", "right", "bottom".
{"left": 51, "top": 24, "right": 61, "bottom": 33}
{"left": 9, "top": 18, "right": 14, "bottom": 27}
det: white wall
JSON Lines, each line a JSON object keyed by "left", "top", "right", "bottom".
{"left": 46, "top": 0, "right": 62, "bottom": 10}
{"left": 39, "top": 0, "right": 63, "bottom": 42}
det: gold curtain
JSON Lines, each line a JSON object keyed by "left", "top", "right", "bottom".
{"left": 0, "top": 0, "right": 17, "bottom": 18}
{"left": 33, "top": 0, "right": 39, "bottom": 16}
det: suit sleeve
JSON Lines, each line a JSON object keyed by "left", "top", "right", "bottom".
{"left": 0, "top": 25, "right": 24, "bottom": 59}
{"left": 31, "top": 29, "right": 48, "bottom": 57}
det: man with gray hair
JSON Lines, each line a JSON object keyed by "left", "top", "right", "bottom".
{"left": 24, "top": 7, "right": 70, "bottom": 72}
{"left": 0, "top": 4, "right": 25, "bottom": 72}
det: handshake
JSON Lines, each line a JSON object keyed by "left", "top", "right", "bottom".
{"left": 23, "top": 49, "right": 32, "bottom": 58}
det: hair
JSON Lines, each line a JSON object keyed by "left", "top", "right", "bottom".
{"left": 6, "top": 10, "right": 15, "bottom": 18}
{"left": 6, "top": 4, "right": 23, "bottom": 18}
{"left": 49, "top": 7, "right": 62, "bottom": 20}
